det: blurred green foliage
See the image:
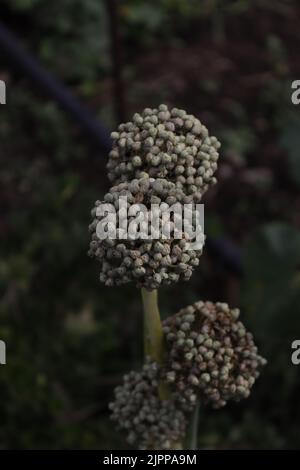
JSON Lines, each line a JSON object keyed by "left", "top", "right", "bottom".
{"left": 280, "top": 114, "right": 300, "bottom": 185}
{"left": 1, "top": 0, "right": 300, "bottom": 450}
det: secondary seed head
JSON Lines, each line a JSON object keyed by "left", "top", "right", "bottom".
{"left": 162, "top": 301, "right": 267, "bottom": 409}
{"left": 109, "top": 359, "right": 187, "bottom": 449}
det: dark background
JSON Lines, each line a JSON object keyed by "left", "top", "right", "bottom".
{"left": 1, "top": 0, "right": 300, "bottom": 449}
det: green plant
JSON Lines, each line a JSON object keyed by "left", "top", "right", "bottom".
{"left": 89, "top": 104, "right": 266, "bottom": 450}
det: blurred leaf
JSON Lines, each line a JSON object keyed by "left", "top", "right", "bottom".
{"left": 221, "top": 126, "right": 257, "bottom": 157}
{"left": 242, "top": 223, "right": 300, "bottom": 340}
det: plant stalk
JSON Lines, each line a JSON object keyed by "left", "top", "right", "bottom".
{"left": 141, "top": 288, "right": 169, "bottom": 400}
{"left": 141, "top": 288, "right": 164, "bottom": 363}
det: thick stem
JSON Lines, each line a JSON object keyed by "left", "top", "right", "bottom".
{"left": 185, "top": 401, "right": 200, "bottom": 450}
{"left": 141, "top": 288, "right": 164, "bottom": 364}
{"left": 141, "top": 288, "right": 183, "bottom": 450}
{"left": 141, "top": 288, "right": 169, "bottom": 400}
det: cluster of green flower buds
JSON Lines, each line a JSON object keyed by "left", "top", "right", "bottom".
{"left": 91, "top": 106, "right": 266, "bottom": 449}
{"left": 89, "top": 105, "right": 218, "bottom": 290}
{"left": 109, "top": 301, "right": 266, "bottom": 448}
{"left": 88, "top": 178, "right": 203, "bottom": 290}
{"left": 107, "top": 104, "right": 220, "bottom": 203}
{"left": 109, "top": 359, "right": 187, "bottom": 449}
{"left": 162, "top": 301, "right": 267, "bottom": 409}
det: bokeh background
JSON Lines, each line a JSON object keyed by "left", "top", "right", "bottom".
{"left": 1, "top": 0, "right": 300, "bottom": 449}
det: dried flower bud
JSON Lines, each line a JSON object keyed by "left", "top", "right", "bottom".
{"left": 162, "top": 301, "right": 266, "bottom": 409}
{"left": 110, "top": 359, "right": 187, "bottom": 449}
{"left": 88, "top": 179, "right": 204, "bottom": 290}
{"left": 107, "top": 105, "right": 220, "bottom": 202}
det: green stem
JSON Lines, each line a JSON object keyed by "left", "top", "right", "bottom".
{"left": 141, "top": 288, "right": 169, "bottom": 400}
{"left": 141, "top": 288, "right": 164, "bottom": 363}
{"left": 141, "top": 288, "right": 183, "bottom": 450}
{"left": 186, "top": 401, "right": 200, "bottom": 450}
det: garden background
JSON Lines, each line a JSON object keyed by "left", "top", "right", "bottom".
{"left": 1, "top": 0, "right": 300, "bottom": 449}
